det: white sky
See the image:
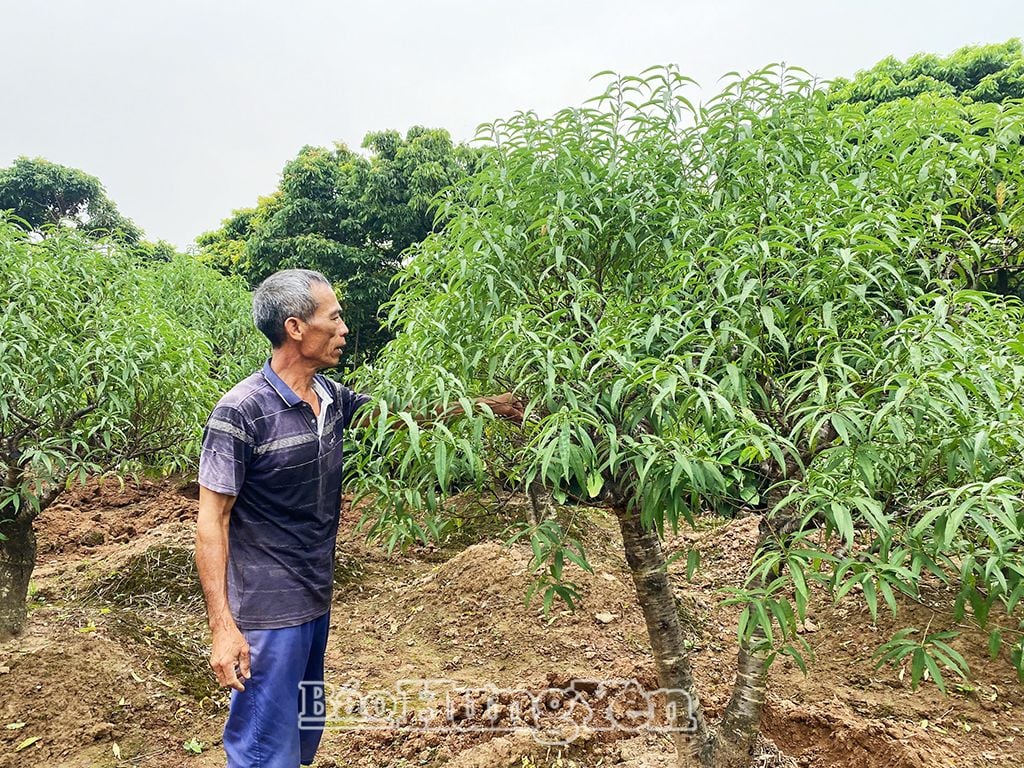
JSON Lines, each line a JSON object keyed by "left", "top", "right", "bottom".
{"left": 2, "top": 1, "right": 1022, "bottom": 249}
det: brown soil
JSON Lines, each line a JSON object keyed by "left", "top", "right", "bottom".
{"left": 1, "top": 477, "right": 1021, "bottom": 767}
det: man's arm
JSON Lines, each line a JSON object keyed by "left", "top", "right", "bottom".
{"left": 196, "top": 486, "right": 250, "bottom": 692}
{"left": 352, "top": 392, "right": 525, "bottom": 429}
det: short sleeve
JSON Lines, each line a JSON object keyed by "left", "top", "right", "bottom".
{"left": 337, "top": 384, "right": 371, "bottom": 429}
{"left": 198, "top": 405, "right": 255, "bottom": 495}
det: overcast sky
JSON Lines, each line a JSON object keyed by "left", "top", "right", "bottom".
{"left": 3, "top": 1, "right": 1022, "bottom": 249}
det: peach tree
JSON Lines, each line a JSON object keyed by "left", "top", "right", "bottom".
{"left": 353, "top": 67, "right": 1024, "bottom": 767}
{"left": 0, "top": 220, "right": 264, "bottom": 636}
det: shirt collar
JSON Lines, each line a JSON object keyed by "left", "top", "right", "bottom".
{"left": 261, "top": 359, "right": 302, "bottom": 407}
{"left": 261, "top": 360, "right": 336, "bottom": 410}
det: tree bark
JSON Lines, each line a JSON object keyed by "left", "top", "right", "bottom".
{"left": 0, "top": 514, "right": 36, "bottom": 639}
{"left": 714, "top": 635, "right": 768, "bottom": 768}
{"left": 526, "top": 477, "right": 557, "bottom": 525}
{"left": 617, "top": 503, "right": 772, "bottom": 768}
{"left": 710, "top": 516, "right": 776, "bottom": 767}
{"left": 617, "top": 507, "right": 713, "bottom": 766}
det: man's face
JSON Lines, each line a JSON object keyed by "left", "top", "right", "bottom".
{"left": 298, "top": 282, "right": 349, "bottom": 368}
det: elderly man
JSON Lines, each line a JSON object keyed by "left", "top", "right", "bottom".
{"left": 196, "top": 268, "right": 519, "bottom": 767}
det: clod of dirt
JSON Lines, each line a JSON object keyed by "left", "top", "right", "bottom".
{"left": 176, "top": 480, "right": 201, "bottom": 500}
{"left": 79, "top": 529, "right": 105, "bottom": 547}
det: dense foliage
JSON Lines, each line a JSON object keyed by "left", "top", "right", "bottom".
{"left": 354, "top": 66, "right": 1024, "bottom": 765}
{"left": 829, "top": 38, "right": 1024, "bottom": 107}
{"left": 0, "top": 156, "right": 141, "bottom": 243}
{"left": 0, "top": 218, "right": 264, "bottom": 634}
{"left": 197, "top": 127, "right": 480, "bottom": 364}
{"left": 0, "top": 220, "right": 264, "bottom": 517}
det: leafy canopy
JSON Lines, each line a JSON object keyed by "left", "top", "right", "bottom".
{"left": 0, "top": 156, "right": 141, "bottom": 243}
{"left": 197, "top": 128, "right": 480, "bottom": 365}
{"left": 0, "top": 218, "right": 264, "bottom": 522}
{"left": 829, "top": 38, "right": 1024, "bottom": 107}
{"left": 356, "top": 65, "right": 1024, "bottom": 682}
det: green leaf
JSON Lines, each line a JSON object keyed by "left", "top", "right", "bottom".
{"left": 686, "top": 549, "right": 701, "bottom": 580}
{"left": 434, "top": 441, "right": 449, "bottom": 490}
{"left": 923, "top": 653, "right": 948, "bottom": 694}
{"left": 830, "top": 502, "right": 855, "bottom": 547}
{"left": 863, "top": 577, "right": 878, "bottom": 621}
{"left": 563, "top": 547, "right": 594, "bottom": 574}
{"left": 878, "top": 578, "right": 898, "bottom": 618}
{"left": 14, "top": 736, "right": 40, "bottom": 753}
{"left": 988, "top": 630, "right": 1003, "bottom": 660}
{"left": 930, "top": 637, "right": 968, "bottom": 678}
{"left": 740, "top": 484, "right": 760, "bottom": 505}
{"left": 737, "top": 606, "right": 751, "bottom": 643}
{"left": 790, "top": 562, "right": 809, "bottom": 616}
{"left": 911, "top": 648, "right": 926, "bottom": 689}
{"left": 754, "top": 602, "right": 774, "bottom": 645}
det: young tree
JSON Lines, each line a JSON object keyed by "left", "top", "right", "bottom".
{"left": 0, "top": 221, "right": 263, "bottom": 637}
{"left": 0, "top": 156, "right": 141, "bottom": 243}
{"left": 353, "top": 68, "right": 1024, "bottom": 767}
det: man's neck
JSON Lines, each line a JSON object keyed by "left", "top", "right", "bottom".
{"left": 269, "top": 348, "right": 319, "bottom": 401}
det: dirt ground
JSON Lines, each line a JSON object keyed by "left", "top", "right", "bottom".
{"left": 1, "top": 477, "right": 1021, "bottom": 767}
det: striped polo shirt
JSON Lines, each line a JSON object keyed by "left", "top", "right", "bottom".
{"left": 198, "top": 361, "right": 370, "bottom": 630}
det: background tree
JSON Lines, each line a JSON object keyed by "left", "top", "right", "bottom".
{"left": 828, "top": 38, "right": 1024, "bottom": 107}
{"left": 132, "top": 238, "right": 179, "bottom": 262}
{"left": 0, "top": 220, "right": 264, "bottom": 637}
{"left": 353, "top": 68, "right": 1024, "bottom": 767}
{"left": 0, "top": 156, "right": 141, "bottom": 243}
{"left": 196, "top": 128, "right": 479, "bottom": 365}
{"left": 195, "top": 204, "right": 262, "bottom": 273}
{"left": 361, "top": 127, "right": 483, "bottom": 258}
{"left": 829, "top": 39, "right": 1024, "bottom": 298}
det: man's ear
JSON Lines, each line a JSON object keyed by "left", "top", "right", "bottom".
{"left": 283, "top": 316, "right": 303, "bottom": 342}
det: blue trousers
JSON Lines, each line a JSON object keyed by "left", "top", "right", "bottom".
{"left": 223, "top": 612, "right": 330, "bottom": 768}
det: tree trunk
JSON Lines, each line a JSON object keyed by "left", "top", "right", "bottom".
{"left": 0, "top": 514, "right": 36, "bottom": 639}
{"left": 714, "top": 636, "right": 769, "bottom": 767}
{"left": 526, "top": 477, "right": 557, "bottom": 525}
{"left": 710, "top": 516, "right": 776, "bottom": 767}
{"left": 617, "top": 505, "right": 771, "bottom": 768}
{"left": 617, "top": 507, "right": 713, "bottom": 766}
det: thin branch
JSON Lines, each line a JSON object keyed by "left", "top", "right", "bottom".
{"left": 56, "top": 402, "right": 99, "bottom": 431}
{"left": 9, "top": 407, "right": 43, "bottom": 430}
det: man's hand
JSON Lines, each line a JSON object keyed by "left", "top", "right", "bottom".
{"left": 477, "top": 392, "right": 525, "bottom": 423}
{"left": 210, "top": 622, "right": 251, "bottom": 692}
{"left": 196, "top": 486, "right": 250, "bottom": 691}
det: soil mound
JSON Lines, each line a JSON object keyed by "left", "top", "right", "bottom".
{"left": 406, "top": 539, "right": 652, "bottom": 683}
{"left": 3, "top": 481, "right": 1023, "bottom": 767}
{"left": 35, "top": 476, "right": 197, "bottom": 563}
{"left": 0, "top": 613, "right": 220, "bottom": 768}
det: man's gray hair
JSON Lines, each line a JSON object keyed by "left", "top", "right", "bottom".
{"left": 252, "top": 269, "right": 331, "bottom": 347}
